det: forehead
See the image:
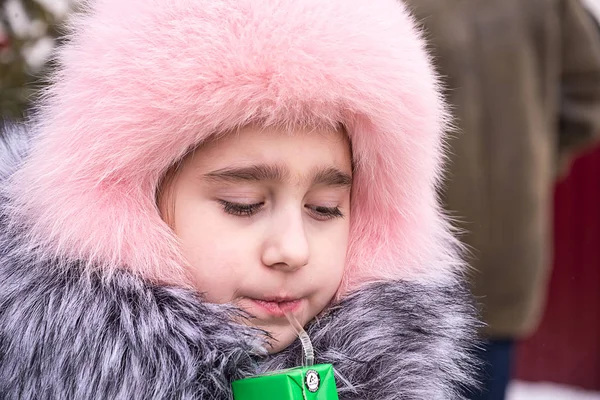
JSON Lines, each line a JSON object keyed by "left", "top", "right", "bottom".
{"left": 188, "top": 124, "right": 352, "bottom": 175}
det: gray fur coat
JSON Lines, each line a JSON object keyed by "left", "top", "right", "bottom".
{"left": 0, "top": 126, "right": 478, "bottom": 399}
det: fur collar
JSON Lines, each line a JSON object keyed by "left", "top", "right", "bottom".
{"left": 0, "top": 249, "right": 477, "bottom": 399}
{"left": 0, "top": 122, "right": 29, "bottom": 182}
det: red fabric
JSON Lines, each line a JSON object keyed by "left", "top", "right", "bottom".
{"left": 516, "top": 145, "right": 600, "bottom": 390}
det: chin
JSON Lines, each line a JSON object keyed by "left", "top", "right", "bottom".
{"left": 266, "top": 329, "right": 298, "bottom": 354}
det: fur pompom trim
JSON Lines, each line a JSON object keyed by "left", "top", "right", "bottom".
{"left": 4, "top": 0, "right": 461, "bottom": 292}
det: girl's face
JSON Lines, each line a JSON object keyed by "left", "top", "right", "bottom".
{"left": 161, "top": 125, "right": 352, "bottom": 353}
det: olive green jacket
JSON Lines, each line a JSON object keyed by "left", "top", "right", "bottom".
{"left": 407, "top": 0, "right": 600, "bottom": 338}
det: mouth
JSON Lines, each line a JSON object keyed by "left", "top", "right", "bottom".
{"left": 248, "top": 297, "right": 303, "bottom": 318}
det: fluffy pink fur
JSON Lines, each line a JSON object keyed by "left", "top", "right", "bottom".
{"left": 7, "top": 0, "right": 461, "bottom": 293}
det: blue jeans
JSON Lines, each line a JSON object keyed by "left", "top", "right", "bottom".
{"left": 467, "top": 339, "right": 515, "bottom": 400}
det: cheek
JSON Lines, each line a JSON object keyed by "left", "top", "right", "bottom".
{"left": 174, "top": 200, "right": 254, "bottom": 303}
{"left": 309, "top": 222, "right": 350, "bottom": 294}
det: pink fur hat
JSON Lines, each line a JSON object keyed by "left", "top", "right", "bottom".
{"left": 7, "top": 0, "right": 460, "bottom": 293}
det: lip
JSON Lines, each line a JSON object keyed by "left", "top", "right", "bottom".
{"left": 248, "top": 298, "right": 303, "bottom": 318}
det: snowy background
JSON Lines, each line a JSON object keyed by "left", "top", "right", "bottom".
{"left": 509, "top": 381, "right": 600, "bottom": 400}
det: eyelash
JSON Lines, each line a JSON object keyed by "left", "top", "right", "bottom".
{"left": 219, "top": 200, "right": 264, "bottom": 217}
{"left": 306, "top": 205, "right": 344, "bottom": 221}
{"left": 218, "top": 200, "right": 344, "bottom": 220}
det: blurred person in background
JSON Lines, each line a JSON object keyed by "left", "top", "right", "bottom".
{"left": 405, "top": 1, "right": 600, "bottom": 399}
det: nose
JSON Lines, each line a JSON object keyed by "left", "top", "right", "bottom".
{"left": 261, "top": 208, "right": 309, "bottom": 272}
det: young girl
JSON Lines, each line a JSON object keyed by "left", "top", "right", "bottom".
{"left": 0, "top": 0, "right": 477, "bottom": 398}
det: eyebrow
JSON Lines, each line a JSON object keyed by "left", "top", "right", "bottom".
{"left": 203, "top": 164, "right": 352, "bottom": 187}
{"left": 204, "top": 164, "right": 288, "bottom": 182}
{"left": 312, "top": 167, "right": 353, "bottom": 187}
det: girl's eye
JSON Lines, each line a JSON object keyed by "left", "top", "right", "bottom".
{"left": 306, "top": 205, "right": 344, "bottom": 221}
{"left": 219, "top": 200, "right": 264, "bottom": 217}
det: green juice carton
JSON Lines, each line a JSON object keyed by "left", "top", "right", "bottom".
{"left": 232, "top": 363, "right": 339, "bottom": 400}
